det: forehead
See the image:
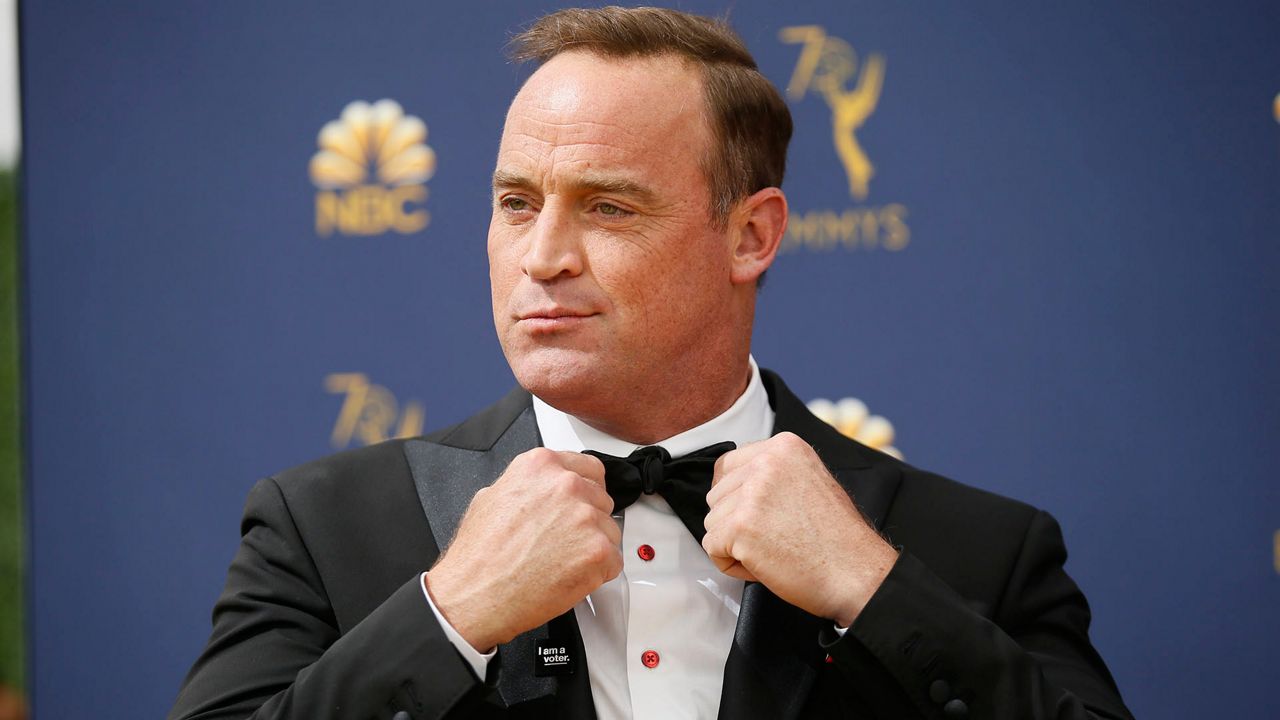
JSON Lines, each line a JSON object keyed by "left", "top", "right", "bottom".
{"left": 498, "top": 52, "right": 710, "bottom": 184}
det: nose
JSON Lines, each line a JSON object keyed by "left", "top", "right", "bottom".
{"left": 521, "top": 200, "right": 584, "bottom": 281}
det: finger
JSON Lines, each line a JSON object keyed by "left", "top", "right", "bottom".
{"left": 505, "top": 448, "right": 602, "bottom": 488}
{"left": 708, "top": 550, "right": 735, "bottom": 573}
{"left": 576, "top": 474, "right": 616, "bottom": 515}
{"left": 596, "top": 511, "right": 622, "bottom": 547}
{"left": 713, "top": 437, "right": 773, "bottom": 476}
{"left": 707, "top": 464, "right": 746, "bottom": 506}
{"left": 702, "top": 489, "right": 741, "bottom": 536}
{"left": 701, "top": 526, "right": 734, "bottom": 566}
{"left": 558, "top": 451, "right": 606, "bottom": 484}
{"left": 596, "top": 545, "right": 624, "bottom": 585}
{"left": 705, "top": 536, "right": 757, "bottom": 582}
{"left": 716, "top": 559, "right": 758, "bottom": 582}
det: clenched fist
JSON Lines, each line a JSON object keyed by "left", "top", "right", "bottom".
{"left": 702, "top": 432, "right": 898, "bottom": 627}
{"left": 425, "top": 448, "right": 621, "bottom": 651}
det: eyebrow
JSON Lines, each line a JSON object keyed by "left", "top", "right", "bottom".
{"left": 491, "top": 169, "right": 658, "bottom": 204}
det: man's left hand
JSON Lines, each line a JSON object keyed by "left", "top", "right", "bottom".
{"left": 702, "top": 432, "right": 898, "bottom": 627}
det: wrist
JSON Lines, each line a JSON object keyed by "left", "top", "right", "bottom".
{"left": 423, "top": 568, "right": 501, "bottom": 653}
{"left": 831, "top": 541, "right": 898, "bottom": 627}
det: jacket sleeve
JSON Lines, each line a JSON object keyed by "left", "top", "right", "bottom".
{"left": 168, "top": 477, "right": 486, "bottom": 720}
{"left": 823, "top": 510, "right": 1134, "bottom": 720}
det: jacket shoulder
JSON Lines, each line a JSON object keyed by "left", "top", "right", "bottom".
{"left": 269, "top": 439, "right": 416, "bottom": 502}
{"left": 423, "top": 384, "right": 533, "bottom": 450}
{"left": 248, "top": 439, "right": 439, "bottom": 627}
{"left": 894, "top": 459, "right": 1039, "bottom": 523}
{"left": 876, "top": 455, "right": 1053, "bottom": 610}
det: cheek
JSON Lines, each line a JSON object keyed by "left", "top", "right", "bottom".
{"left": 487, "top": 227, "right": 519, "bottom": 291}
{"left": 487, "top": 261, "right": 515, "bottom": 327}
{"left": 597, "top": 260, "right": 678, "bottom": 342}
{"left": 587, "top": 246, "right": 651, "bottom": 309}
{"left": 489, "top": 272, "right": 517, "bottom": 323}
{"left": 648, "top": 246, "right": 728, "bottom": 325}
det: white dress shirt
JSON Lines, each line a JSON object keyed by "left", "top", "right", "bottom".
{"left": 424, "top": 357, "right": 774, "bottom": 719}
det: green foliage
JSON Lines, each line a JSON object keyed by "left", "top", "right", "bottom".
{"left": 0, "top": 165, "right": 24, "bottom": 693}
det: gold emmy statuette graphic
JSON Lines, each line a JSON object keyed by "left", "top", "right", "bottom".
{"left": 325, "top": 373, "right": 424, "bottom": 448}
{"left": 781, "top": 25, "right": 884, "bottom": 202}
{"left": 807, "top": 396, "right": 901, "bottom": 460}
{"left": 779, "top": 26, "right": 908, "bottom": 254}
{"left": 310, "top": 99, "right": 437, "bottom": 237}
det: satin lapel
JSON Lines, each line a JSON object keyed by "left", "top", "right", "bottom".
{"left": 404, "top": 395, "right": 595, "bottom": 713}
{"left": 718, "top": 371, "right": 904, "bottom": 719}
{"left": 404, "top": 405, "right": 539, "bottom": 553}
{"left": 757, "top": 368, "right": 902, "bottom": 532}
{"left": 718, "top": 582, "right": 827, "bottom": 720}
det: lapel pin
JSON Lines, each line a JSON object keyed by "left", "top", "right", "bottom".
{"left": 534, "top": 639, "right": 575, "bottom": 676}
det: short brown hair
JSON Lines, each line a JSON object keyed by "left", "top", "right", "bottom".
{"left": 509, "top": 6, "right": 793, "bottom": 226}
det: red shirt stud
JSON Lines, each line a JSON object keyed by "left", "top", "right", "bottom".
{"left": 641, "top": 650, "right": 660, "bottom": 668}
{"left": 637, "top": 544, "right": 656, "bottom": 561}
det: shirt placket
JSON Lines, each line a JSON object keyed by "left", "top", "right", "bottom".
{"left": 624, "top": 496, "right": 687, "bottom": 718}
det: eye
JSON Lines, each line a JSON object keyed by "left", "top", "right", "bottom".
{"left": 501, "top": 197, "right": 530, "bottom": 212}
{"left": 594, "top": 202, "right": 630, "bottom": 218}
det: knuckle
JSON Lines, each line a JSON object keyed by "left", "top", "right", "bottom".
{"left": 585, "top": 538, "right": 615, "bottom": 567}
{"left": 573, "top": 504, "right": 597, "bottom": 528}
{"left": 752, "top": 452, "right": 781, "bottom": 476}
{"left": 777, "top": 432, "right": 809, "bottom": 454}
{"left": 702, "top": 509, "right": 718, "bottom": 531}
{"left": 602, "top": 547, "right": 623, "bottom": 578}
{"left": 526, "top": 447, "right": 556, "bottom": 465}
{"left": 775, "top": 431, "right": 801, "bottom": 446}
{"left": 552, "top": 471, "right": 580, "bottom": 496}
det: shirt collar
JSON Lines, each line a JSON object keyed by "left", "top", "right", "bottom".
{"left": 532, "top": 356, "right": 775, "bottom": 457}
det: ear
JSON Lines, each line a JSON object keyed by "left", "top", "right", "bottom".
{"left": 728, "top": 187, "right": 788, "bottom": 286}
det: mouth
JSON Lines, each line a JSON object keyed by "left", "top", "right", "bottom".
{"left": 516, "top": 308, "right": 598, "bottom": 333}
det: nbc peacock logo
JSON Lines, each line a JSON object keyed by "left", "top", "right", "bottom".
{"left": 807, "top": 396, "right": 902, "bottom": 459}
{"left": 310, "top": 99, "right": 437, "bottom": 237}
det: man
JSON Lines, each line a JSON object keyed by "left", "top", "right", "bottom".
{"left": 170, "top": 7, "right": 1132, "bottom": 720}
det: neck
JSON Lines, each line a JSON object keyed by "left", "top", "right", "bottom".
{"left": 534, "top": 292, "right": 760, "bottom": 445}
{"left": 567, "top": 352, "right": 753, "bottom": 445}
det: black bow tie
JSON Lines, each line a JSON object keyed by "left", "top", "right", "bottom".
{"left": 584, "top": 442, "right": 736, "bottom": 543}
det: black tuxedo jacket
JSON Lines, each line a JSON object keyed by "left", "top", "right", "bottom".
{"left": 170, "top": 371, "right": 1132, "bottom": 720}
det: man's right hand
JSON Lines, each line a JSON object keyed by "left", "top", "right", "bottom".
{"left": 424, "top": 448, "right": 621, "bottom": 652}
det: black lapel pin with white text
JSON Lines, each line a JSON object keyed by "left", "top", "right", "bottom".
{"left": 534, "top": 640, "right": 575, "bottom": 676}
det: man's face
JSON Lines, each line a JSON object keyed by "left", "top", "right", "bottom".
{"left": 488, "top": 52, "right": 734, "bottom": 413}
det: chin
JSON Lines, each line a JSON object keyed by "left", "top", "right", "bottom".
{"left": 507, "top": 347, "right": 608, "bottom": 408}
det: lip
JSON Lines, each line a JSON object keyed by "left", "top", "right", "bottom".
{"left": 518, "top": 307, "right": 595, "bottom": 320}
{"left": 516, "top": 308, "right": 598, "bottom": 333}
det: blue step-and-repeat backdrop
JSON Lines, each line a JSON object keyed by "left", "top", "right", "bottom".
{"left": 18, "top": 1, "right": 1280, "bottom": 717}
